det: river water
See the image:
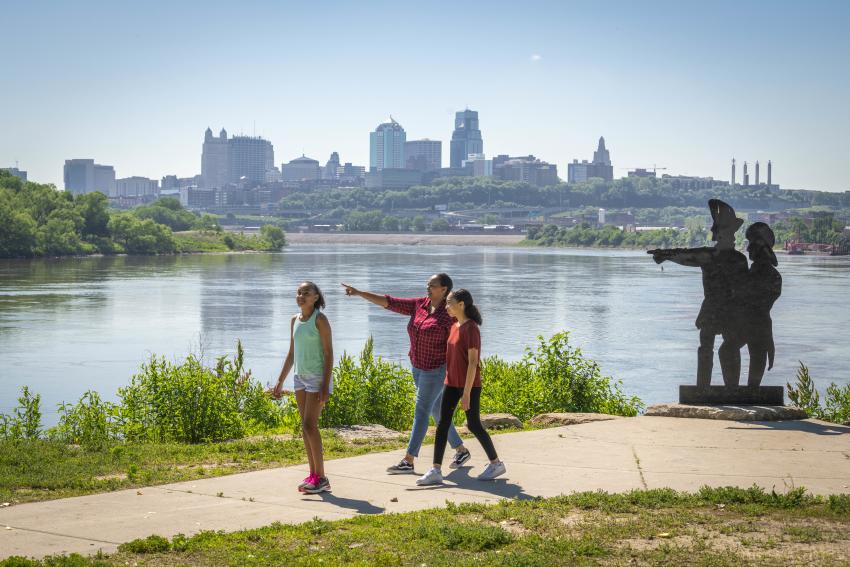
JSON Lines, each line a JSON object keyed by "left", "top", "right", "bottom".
{"left": 1, "top": 245, "right": 847, "bottom": 424}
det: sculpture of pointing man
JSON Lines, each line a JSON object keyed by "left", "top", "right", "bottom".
{"left": 648, "top": 199, "right": 749, "bottom": 387}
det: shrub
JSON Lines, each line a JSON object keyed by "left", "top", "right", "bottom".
{"left": 0, "top": 386, "right": 43, "bottom": 440}
{"left": 118, "top": 341, "right": 288, "bottom": 443}
{"left": 119, "top": 534, "right": 171, "bottom": 553}
{"left": 320, "top": 337, "right": 415, "bottom": 430}
{"left": 787, "top": 362, "right": 850, "bottom": 424}
{"left": 51, "top": 391, "right": 121, "bottom": 450}
{"left": 479, "top": 332, "right": 644, "bottom": 420}
{"left": 787, "top": 362, "right": 820, "bottom": 416}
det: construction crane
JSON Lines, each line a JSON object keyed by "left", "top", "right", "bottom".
{"left": 621, "top": 165, "right": 667, "bottom": 174}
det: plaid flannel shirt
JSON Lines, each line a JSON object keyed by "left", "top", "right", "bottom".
{"left": 385, "top": 295, "right": 454, "bottom": 370}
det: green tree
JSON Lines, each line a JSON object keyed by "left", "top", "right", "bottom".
{"left": 0, "top": 203, "right": 38, "bottom": 257}
{"left": 109, "top": 213, "right": 176, "bottom": 254}
{"left": 412, "top": 215, "right": 426, "bottom": 232}
{"left": 260, "top": 224, "right": 286, "bottom": 250}
{"left": 381, "top": 215, "right": 400, "bottom": 231}
{"left": 74, "top": 192, "right": 111, "bottom": 237}
{"left": 345, "top": 210, "right": 384, "bottom": 231}
{"left": 430, "top": 217, "right": 450, "bottom": 232}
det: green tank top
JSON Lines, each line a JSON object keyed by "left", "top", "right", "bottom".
{"left": 294, "top": 309, "right": 324, "bottom": 376}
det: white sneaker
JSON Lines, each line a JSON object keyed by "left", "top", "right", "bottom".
{"left": 416, "top": 467, "right": 444, "bottom": 486}
{"left": 476, "top": 461, "right": 506, "bottom": 481}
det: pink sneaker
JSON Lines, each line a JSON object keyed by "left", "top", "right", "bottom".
{"left": 298, "top": 473, "right": 318, "bottom": 492}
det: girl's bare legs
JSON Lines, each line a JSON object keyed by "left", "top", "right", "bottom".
{"left": 298, "top": 390, "right": 325, "bottom": 477}
{"left": 295, "top": 390, "right": 316, "bottom": 475}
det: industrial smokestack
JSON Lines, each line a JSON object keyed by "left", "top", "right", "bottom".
{"left": 767, "top": 160, "right": 772, "bottom": 187}
{"left": 755, "top": 161, "right": 760, "bottom": 185}
{"left": 731, "top": 158, "right": 736, "bottom": 186}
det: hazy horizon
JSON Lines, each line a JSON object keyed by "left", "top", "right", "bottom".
{"left": 2, "top": 0, "right": 849, "bottom": 192}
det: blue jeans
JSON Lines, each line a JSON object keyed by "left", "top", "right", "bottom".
{"left": 407, "top": 365, "right": 463, "bottom": 457}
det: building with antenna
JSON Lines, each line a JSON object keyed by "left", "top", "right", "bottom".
{"left": 370, "top": 117, "right": 406, "bottom": 171}
{"left": 1, "top": 167, "right": 27, "bottom": 181}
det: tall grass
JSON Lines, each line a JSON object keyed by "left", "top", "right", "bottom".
{"left": 1, "top": 333, "right": 643, "bottom": 450}
{"left": 320, "top": 337, "right": 416, "bottom": 431}
{"left": 480, "top": 332, "right": 644, "bottom": 420}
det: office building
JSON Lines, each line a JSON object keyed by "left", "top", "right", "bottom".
{"left": 370, "top": 117, "right": 406, "bottom": 170}
{"left": 405, "top": 139, "right": 442, "bottom": 171}
{"left": 450, "top": 109, "right": 484, "bottom": 168}
{"left": 2, "top": 167, "right": 27, "bottom": 181}
{"left": 493, "top": 155, "right": 558, "bottom": 186}
{"left": 282, "top": 155, "right": 321, "bottom": 182}
{"left": 228, "top": 135, "right": 274, "bottom": 184}
{"left": 365, "top": 168, "right": 421, "bottom": 190}
{"left": 567, "top": 137, "right": 614, "bottom": 182}
{"left": 462, "top": 153, "right": 493, "bottom": 177}
{"left": 201, "top": 127, "right": 230, "bottom": 189}
{"left": 323, "top": 152, "right": 341, "bottom": 179}
{"left": 339, "top": 162, "right": 366, "bottom": 184}
{"left": 116, "top": 176, "right": 159, "bottom": 198}
{"left": 64, "top": 159, "right": 116, "bottom": 196}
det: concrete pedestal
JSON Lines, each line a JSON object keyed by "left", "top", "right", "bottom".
{"left": 679, "top": 385, "right": 784, "bottom": 405}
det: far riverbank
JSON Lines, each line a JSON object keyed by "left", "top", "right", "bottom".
{"left": 285, "top": 232, "right": 526, "bottom": 246}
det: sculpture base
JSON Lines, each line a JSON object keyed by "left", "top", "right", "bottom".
{"left": 679, "top": 385, "right": 784, "bottom": 405}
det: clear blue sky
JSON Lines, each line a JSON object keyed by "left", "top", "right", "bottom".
{"left": 2, "top": 0, "right": 848, "bottom": 191}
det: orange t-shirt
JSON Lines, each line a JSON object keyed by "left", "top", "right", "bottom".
{"left": 445, "top": 321, "right": 481, "bottom": 388}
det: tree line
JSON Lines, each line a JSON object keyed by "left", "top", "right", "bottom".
{"left": 279, "top": 176, "right": 850, "bottom": 213}
{"left": 0, "top": 171, "right": 285, "bottom": 258}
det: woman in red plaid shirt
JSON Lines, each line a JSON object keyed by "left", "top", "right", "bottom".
{"left": 341, "top": 274, "right": 471, "bottom": 474}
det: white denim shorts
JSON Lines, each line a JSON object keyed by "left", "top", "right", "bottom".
{"left": 293, "top": 374, "right": 333, "bottom": 393}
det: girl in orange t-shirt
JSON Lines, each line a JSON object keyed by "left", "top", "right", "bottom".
{"left": 416, "top": 289, "right": 506, "bottom": 485}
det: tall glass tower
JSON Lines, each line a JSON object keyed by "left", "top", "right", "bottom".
{"left": 370, "top": 117, "right": 406, "bottom": 171}
{"left": 450, "top": 109, "right": 483, "bottom": 168}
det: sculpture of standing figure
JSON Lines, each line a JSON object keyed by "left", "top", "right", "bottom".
{"left": 739, "top": 222, "right": 782, "bottom": 386}
{"left": 648, "top": 199, "right": 749, "bottom": 387}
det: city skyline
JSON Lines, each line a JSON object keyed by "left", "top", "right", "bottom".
{"left": 2, "top": 0, "right": 849, "bottom": 192}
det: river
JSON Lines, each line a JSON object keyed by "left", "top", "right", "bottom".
{"left": 1, "top": 245, "right": 847, "bottom": 424}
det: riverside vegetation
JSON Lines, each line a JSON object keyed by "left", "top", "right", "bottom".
{"left": 4, "top": 487, "right": 850, "bottom": 566}
{"left": 0, "top": 333, "right": 641, "bottom": 505}
{"left": 0, "top": 170, "right": 285, "bottom": 258}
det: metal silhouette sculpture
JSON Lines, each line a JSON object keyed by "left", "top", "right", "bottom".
{"left": 648, "top": 200, "right": 783, "bottom": 405}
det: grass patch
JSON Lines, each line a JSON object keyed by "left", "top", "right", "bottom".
{"left": 0, "top": 431, "right": 407, "bottom": 505}
{"left": 5, "top": 487, "right": 849, "bottom": 566}
{"left": 0, "top": 426, "right": 535, "bottom": 506}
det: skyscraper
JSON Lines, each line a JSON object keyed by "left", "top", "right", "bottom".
{"left": 404, "top": 139, "right": 442, "bottom": 171}
{"left": 450, "top": 109, "right": 483, "bottom": 168}
{"left": 228, "top": 135, "right": 274, "bottom": 184}
{"left": 593, "top": 136, "right": 612, "bottom": 167}
{"left": 323, "top": 152, "right": 341, "bottom": 179}
{"left": 567, "top": 137, "right": 613, "bottom": 182}
{"left": 370, "top": 117, "right": 406, "bottom": 171}
{"left": 201, "top": 127, "right": 230, "bottom": 189}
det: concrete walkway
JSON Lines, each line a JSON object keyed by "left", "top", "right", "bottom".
{"left": 2, "top": 416, "right": 849, "bottom": 560}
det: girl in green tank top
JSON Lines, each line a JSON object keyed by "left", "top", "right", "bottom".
{"left": 272, "top": 281, "right": 334, "bottom": 494}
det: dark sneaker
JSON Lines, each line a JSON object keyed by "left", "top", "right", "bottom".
{"left": 449, "top": 449, "right": 471, "bottom": 469}
{"left": 302, "top": 476, "right": 331, "bottom": 494}
{"left": 386, "top": 459, "right": 415, "bottom": 474}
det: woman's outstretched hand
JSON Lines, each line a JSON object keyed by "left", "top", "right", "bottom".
{"left": 341, "top": 283, "right": 360, "bottom": 297}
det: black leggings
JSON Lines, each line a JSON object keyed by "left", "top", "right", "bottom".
{"left": 433, "top": 386, "right": 498, "bottom": 465}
